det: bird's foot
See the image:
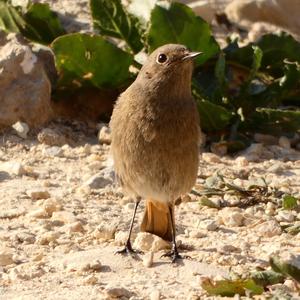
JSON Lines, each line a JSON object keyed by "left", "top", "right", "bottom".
{"left": 161, "top": 249, "right": 187, "bottom": 263}
{"left": 115, "top": 241, "right": 143, "bottom": 256}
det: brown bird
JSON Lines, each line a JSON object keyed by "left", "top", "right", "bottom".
{"left": 110, "top": 44, "right": 201, "bottom": 262}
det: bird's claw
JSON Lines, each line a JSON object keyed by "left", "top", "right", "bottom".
{"left": 161, "top": 250, "right": 186, "bottom": 263}
{"left": 115, "top": 241, "right": 143, "bottom": 256}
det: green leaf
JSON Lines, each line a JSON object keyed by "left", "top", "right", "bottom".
{"left": 245, "top": 108, "right": 300, "bottom": 135}
{"left": 257, "top": 33, "right": 300, "bottom": 76}
{"left": 0, "top": 1, "right": 24, "bottom": 33}
{"left": 215, "top": 52, "right": 226, "bottom": 88}
{"left": 282, "top": 195, "right": 298, "bottom": 210}
{"left": 199, "top": 196, "right": 219, "bottom": 209}
{"left": 0, "top": 1, "right": 64, "bottom": 44}
{"left": 52, "top": 33, "right": 133, "bottom": 89}
{"left": 251, "top": 270, "right": 285, "bottom": 287}
{"left": 201, "top": 278, "right": 263, "bottom": 297}
{"left": 270, "top": 256, "right": 300, "bottom": 283}
{"left": 147, "top": 2, "right": 219, "bottom": 65}
{"left": 21, "top": 3, "right": 66, "bottom": 44}
{"left": 90, "top": 0, "right": 143, "bottom": 54}
{"left": 283, "top": 223, "right": 300, "bottom": 235}
{"left": 225, "top": 33, "right": 300, "bottom": 77}
{"left": 248, "top": 46, "right": 263, "bottom": 82}
{"left": 196, "top": 98, "right": 233, "bottom": 132}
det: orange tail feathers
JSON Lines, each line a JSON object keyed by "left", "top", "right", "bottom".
{"left": 140, "top": 199, "right": 173, "bottom": 242}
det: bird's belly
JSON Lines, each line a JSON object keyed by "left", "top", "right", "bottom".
{"left": 114, "top": 133, "right": 199, "bottom": 202}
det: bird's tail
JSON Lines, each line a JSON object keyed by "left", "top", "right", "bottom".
{"left": 140, "top": 199, "right": 173, "bottom": 242}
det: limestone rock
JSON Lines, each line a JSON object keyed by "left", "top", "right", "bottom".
{"left": 0, "top": 161, "right": 25, "bottom": 176}
{"left": 12, "top": 121, "right": 29, "bottom": 139}
{"left": 225, "top": 0, "right": 300, "bottom": 39}
{"left": 0, "top": 33, "right": 52, "bottom": 127}
{"left": 278, "top": 136, "right": 291, "bottom": 149}
{"left": 97, "top": 124, "right": 111, "bottom": 145}
{"left": 93, "top": 223, "right": 117, "bottom": 241}
{"left": 133, "top": 232, "right": 171, "bottom": 252}
{"left": 26, "top": 189, "right": 50, "bottom": 200}
{"left": 143, "top": 251, "right": 154, "bottom": 268}
{"left": 0, "top": 250, "right": 14, "bottom": 266}
{"left": 219, "top": 207, "right": 244, "bottom": 227}
{"left": 83, "top": 167, "right": 114, "bottom": 189}
{"left": 105, "top": 285, "right": 132, "bottom": 298}
{"left": 51, "top": 211, "right": 77, "bottom": 224}
{"left": 256, "top": 220, "right": 282, "bottom": 237}
{"left": 42, "top": 146, "right": 63, "bottom": 157}
{"left": 37, "top": 128, "right": 68, "bottom": 146}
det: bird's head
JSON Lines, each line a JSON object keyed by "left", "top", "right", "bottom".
{"left": 139, "top": 44, "right": 202, "bottom": 81}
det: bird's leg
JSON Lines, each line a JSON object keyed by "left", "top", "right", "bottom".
{"left": 161, "top": 204, "right": 183, "bottom": 263}
{"left": 116, "top": 197, "right": 142, "bottom": 255}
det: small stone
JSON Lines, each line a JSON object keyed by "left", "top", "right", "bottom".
{"left": 219, "top": 207, "right": 244, "bottom": 227}
{"left": 105, "top": 285, "right": 132, "bottom": 298}
{"left": 13, "top": 232, "right": 36, "bottom": 244}
{"left": 276, "top": 211, "right": 295, "bottom": 223}
{"left": 150, "top": 290, "right": 160, "bottom": 300}
{"left": 198, "top": 219, "right": 219, "bottom": 231}
{"left": 268, "top": 162, "right": 283, "bottom": 173}
{"left": 67, "top": 221, "right": 84, "bottom": 233}
{"left": 235, "top": 156, "right": 249, "bottom": 167}
{"left": 93, "top": 223, "right": 117, "bottom": 240}
{"left": 223, "top": 194, "right": 240, "bottom": 206}
{"left": 254, "top": 133, "right": 278, "bottom": 145}
{"left": 133, "top": 232, "right": 171, "bottom": 252}
{"left": 51, "top": 211, "right": 77, "bottom": 224}
{"left": 0, "top": 250, "right": 14, "bottom": 266}
{"left": 143, "top": 251, "right": 154, "bottom": 267}
{"left": 87, "top": 161, "right": 102, "bottom": 171}
{"left": 43, "top": 198, "right": 62, "bottom": 215}
{"left": 83, "top": 274, "right": 98, "bottom": 285}
{"left": 36, "top": 231, "right": 60, "bottom": 245}
{"left": 181, "top": 194, "right": 192, "bottom": 203}
{"left": 32, "top": 253, "right": 44, "bottom": 262}
{"left": 256, "top": 220, "right": 282, "bottom": 237}
{"left": 284, "top": 279, "right": 298, "bottom": 292}
{"left": 202, "top": 152, "right": 221, "bottom": 164}
{"left": 220, "top": 245, "right": 241, "bottom": 253}
{"left": 12, "top": 121, "right": 29, "bottom": 139}
{"left": 37, "top": 128, "right": 68, "bottom": 146}
{"left": 265, "top": 202, "right": 276, "bottom": 216}
{"left": 278, "top": 136, "right": 291, "bottom": 149}
{"left": 189, "top": 230, "right": 206, "bottom": 238}
{"left": 81, "top": 260, "right": 101, "bottom": 272}
{"left": 210, "top": 142, "right": 227, "bottom": 156}
{"left": 83, "top": 173, "right": 112, "bottom": 189}
{"left": 42, "top": 146, "right": 63, "bottom": 157}
{"left": 27, "top": 208, "right": 48, "bottom": 219}
{"left": 114, "top": 231, "right": 128, "bottom": 245}
{"left": 9, "top": 264, "right": 45, "bottom": 280}
{"left": 98, "top": 124, "right": 111, "bottom": 144}
{"left": 0, "top": 161, "right": 25, "bottom": 176}
{"left": 26, "top": 189, "right": 50, "bottom": 200}
{"left": 86, "top": 154, "right": 102, "bottom": 162}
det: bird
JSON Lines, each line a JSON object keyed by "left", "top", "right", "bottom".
{"left": 110, "top": 44, "right": 202, "bottom": 262}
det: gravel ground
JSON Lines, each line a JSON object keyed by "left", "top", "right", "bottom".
{"left": 0, "top": 120, "right": 299, "bottom": 299}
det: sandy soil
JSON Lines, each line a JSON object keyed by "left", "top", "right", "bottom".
{"left": 0, "top": 120, "right": 299, "bottom": 299}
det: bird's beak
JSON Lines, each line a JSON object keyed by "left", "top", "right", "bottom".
{"left": 182, "top": 51, "right": 203, "bottom": 61}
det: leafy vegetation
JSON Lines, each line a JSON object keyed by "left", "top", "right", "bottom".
{"left": 0, "top": 0, "right": 300, "bottom": 147}
{"left": 201, "top": 277, "right": 263, "bottom": 297}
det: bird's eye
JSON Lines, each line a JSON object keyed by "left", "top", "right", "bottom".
{"left": 157, "top": 53, "right": 168, "bottom": 64}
